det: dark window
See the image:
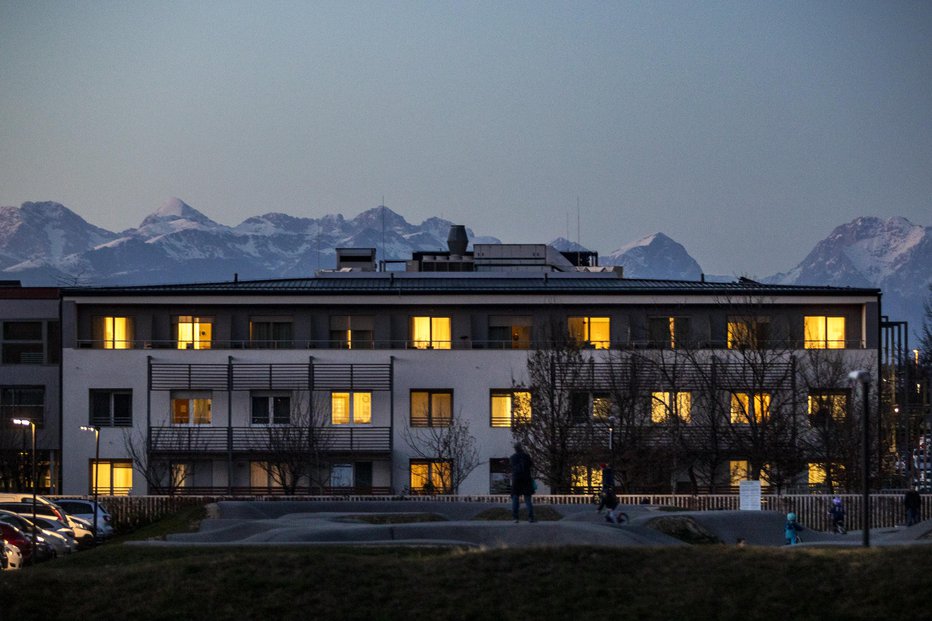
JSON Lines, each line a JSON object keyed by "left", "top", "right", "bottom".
{"left": 90, "top": 390, "right": 133, "bottom": 427}
{"left": 251, "top": 393, "right": 291, "bottom": 425}
{"left": 249, "top": 319, "right": 294, "bottom": 349}
{"left": 330, "top": 316, "right": 374, "bottom": 349}
{"left": 0, "top": 387, "right": 45, "bottom": 425}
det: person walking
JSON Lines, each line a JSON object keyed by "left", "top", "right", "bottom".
{"left": 904, "top": 486, "right": 922, "bottom": 526}
{"left": 510, "top": 442, "right": 535, "bottom": 523}
{"left": 828, "top": 497, "right": 846, "bottom": 534}
{"left": 784, "top": 512, "right": 804, "bottom": 545}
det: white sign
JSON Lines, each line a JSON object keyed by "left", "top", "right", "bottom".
{"left": 739, "top": 480, "right": 762, "bottom": 511}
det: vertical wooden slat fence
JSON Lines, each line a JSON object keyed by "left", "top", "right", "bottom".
{"left": 52, "top": 494, "right": 932, "bottom": 534}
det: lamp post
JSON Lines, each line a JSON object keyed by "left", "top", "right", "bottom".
{"left": 12, "top": 417, "right": 37, "bottom": 552}
{"left": 849, "top": 370, "right": 872, "bottom": 547}
{"left": 80, "top": 425, "right": 100, "bottom": 542}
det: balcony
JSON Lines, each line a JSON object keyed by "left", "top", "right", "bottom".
{"left": 148, "top": 426, "right": 392, "bottom": 454}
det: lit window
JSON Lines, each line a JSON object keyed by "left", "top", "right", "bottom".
{"left": 330, "top": 316, "right": 374, "bottom": 349}
{"left": 251, "top": 392, "right": 291, "bottom": 425}
{"left": 249, "top": 461, "right": 282, "bottom": 491}
{"left": 171, "top": 392, "right": 212, "bottom": 425}
{"left": 410, "top": 316, "right": 451, "bottom": 349}
{"left": 95, "top": 316, "right": 133, "bottom": 349}
{"left": 90, "top": 389, "right": 132, "bottom": 427}
{"left": 804, "top": 316, "right": 845, "bottom": 349}
{"left": 568, "top": 316, "right": 610, "bottom": 349}
{"left": 727, "top": 316, "right": 770, "bottom": 349}
{"left": 729, "top": 460, "right": 749, "bottom": 486}
{"left": 808, "top": 463, "right": 827, "bottom": 486}
{"left": 249, "top": 318, "right": 293, "bottom": 349}
{"left": 648, "top": 317, "right": 689, "bottom": 349}
{"left": 91, "top": 460, "right": 133, "bottom": 496}
{"left": 410, "top": 390, "right": 452, "bottom": 427}
{"left": 331, "top": 392, "right": 372, "bottom": 425}
{"left": 171, "top": 463, "right": 188, "bottom": 489}
{"left": 176, "top": 316, "right": 213, "bottom": 350}
{"left": 808, "top": 392, "right": 847, "bottom": 423}
{"left": 409, "top": 460, "right": 451, "bottom": 494}
{"left": 571, "top": 465, "right": 602, "bottom": 490}
{"left": 730, "top": 392, "right": 770, "bottom": 424}
{"left": 490, "top": 390, "right": 531, "bottom": 427}
{"left": 651, "top": 391, "right": 691, "bottom": 423}
{"left": 488, "top": 316, "right": 532, "bottom": 349}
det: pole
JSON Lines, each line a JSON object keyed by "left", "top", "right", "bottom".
{"left": 862, "top": 382, "right": 871, "bottom": 548}
{"left": 93, "top": 426, "right": 100, "bottom": 542}
{"left": 30, "top": 421, "right": 37, "bottom": 554}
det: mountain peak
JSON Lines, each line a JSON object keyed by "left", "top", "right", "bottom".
{"left": 603, "top": 232, "right": 702, "bottom": 280}
{"left": 140, "top": 198, "right": 217, "bottom": 228}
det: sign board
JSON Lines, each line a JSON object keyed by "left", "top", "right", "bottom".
{"left": 739, "top": 480, "right": 762, "bottom": 511}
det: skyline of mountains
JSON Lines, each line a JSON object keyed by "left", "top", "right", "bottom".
{"left": 0, "top": 198, "right": 928, "bottom": 333}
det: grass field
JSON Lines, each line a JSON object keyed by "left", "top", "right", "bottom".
{"left": 2, "top": 507, "right": 931, "bottom": 621}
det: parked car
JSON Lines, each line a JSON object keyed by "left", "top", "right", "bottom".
{"left": 55, "top": 499, "right": 115, "bottom": 539}
{"left": 0, "top": 522, "right": 33, "bottom": 564}
{"left": 4, "top": 541, "right": 23, "bottom": 570}
{"left": 0, "top": 538, "right": 7, "bottom": 569}
{"left": 0, "top": 502, "right": 94, "bottom": 548}
{"left": 0, "top": 510, "right": 74, "bottom": 557}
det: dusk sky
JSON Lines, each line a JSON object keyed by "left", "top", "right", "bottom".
{"left": 1, "top": 1, "right": 930, "bottom": 276}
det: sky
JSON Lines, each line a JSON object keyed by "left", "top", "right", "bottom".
{"left": 1, "top": 1, "right": 930, "bottom": 277}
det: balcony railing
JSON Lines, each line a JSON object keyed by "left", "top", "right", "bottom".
{"left": 148, "top": 426, "right": 392, "bottom": 454}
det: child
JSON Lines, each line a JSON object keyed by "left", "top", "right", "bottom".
{"left": 785, "top": 512, "right": 804, "bottom": 545}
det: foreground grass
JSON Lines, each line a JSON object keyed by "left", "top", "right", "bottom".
{"left": 4, "top": 542, "right": 932, "bottom": 620}
{"left": 4, "top": 505, "right": 932, "bottom": 620}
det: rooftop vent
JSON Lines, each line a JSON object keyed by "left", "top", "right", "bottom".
{"left": 447, "top": 225, "right": 468, "bottom": 256}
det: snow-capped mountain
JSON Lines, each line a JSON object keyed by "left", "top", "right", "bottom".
{"left": 0, "top": 200, "right": 498, "bottom": 286}
{"left": 601, "top": 233, "right": 703, "bottom": 280}
{"left": 767, "top": 216, "right": 932, "bottom": 331}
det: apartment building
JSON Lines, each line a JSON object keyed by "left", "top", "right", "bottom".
{"left": 55, "top": 237, "right": 883, "bottom": 496}
{"left": 0, "top": 283, "right": 61, "bottom": 493}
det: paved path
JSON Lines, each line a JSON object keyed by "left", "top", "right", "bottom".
{"left": 130, "top": 500, "right": 932, "bottom": 549}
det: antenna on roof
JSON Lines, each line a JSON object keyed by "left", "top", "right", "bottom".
{"left": 577, "top": 196, "right": 581, "bottom": 249}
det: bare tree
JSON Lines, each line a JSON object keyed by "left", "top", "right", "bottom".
{"left": 254, "top": 390, "right": 334, "bottom": 495}
{"left": 402, "top": 411, "right": 481, "bottom": 494}
{"left": 122, "top": 427, "right": 199, "bottom": 495}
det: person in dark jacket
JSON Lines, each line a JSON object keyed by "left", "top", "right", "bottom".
{"left": 905, "top": 487, "right": 922, "bottom": 526}
{"left": 510, "top": 442, "right": 535, "bottom": 523}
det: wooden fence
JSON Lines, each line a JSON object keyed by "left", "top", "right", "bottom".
{"left": 53, "top": 493, "right": 931, "bottom": 534}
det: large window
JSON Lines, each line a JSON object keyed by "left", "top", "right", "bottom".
{"left": 249, "top": 318, "right": 293, "bottom": 349}
{"left": 727, "top": 316, "right": 770, "bottom": 349}
{"left": 251, "top": 392, "right": 290, "bottom": 425}
{"left": 90, "top": 390, "right": 132, "bottom": 427}
{"left": 171, "top": 392, "right": 212, "bottom": 425}
{"left": 489, "top": 458, "right": 512, "bottom": 493}
{"left": 571, "top": 465, "right": 602, "bottom": 491}
{"left": 571, "top": 391, "right": 613, "bottom": 423}
{"left": 410, "top": 390, "right": 452, "bottom": 427}
{"left": 329, "top": 315, "right": 374, "bottom": 349}
{"left": 91, "top": 460, "right": 133, "bottom": 495}
{"left": 2, "top": 320, "right": 57, "bottom": 364}
{"left": 648, "top": 317, "right": 689, "bottom": 349}
{"left": 650, "top": 391, "right": 691, "bottom": 423}
{"left": 804, "top": 316, "right": 846, "bottom": 349}
{"left": 409, "top": 460, "right": 451, "bottom": 494}
{"left": 331, "top": 392, "right": 372, "bottom": 425}
{"left": 808, "top": 391, "right": 847, "bottom": 424}
{"left": 410, "top": 316, "right": 451, "bottom": 350}
{"left": 0, "top": 387, "right": 44, "bottom": 425}
{"left": 729, "top": 460, "right": 750, "bottom": 486}
{"left": 249, "top": 461, "right": 282, "bottom": 491}
{"left": 94, "top": 316, "right": 133, "bottom": 349}
{"left": 490, "top": 390, "right": 531, "bottom": 427}
{"left": 730, "top": 392, "right": 771, "bottom": 424}
{"left": 568, "top": 316, "right": 610, "bottom": 349}
{"left": 488, "top": 316, "right": 532, "bottom": 349}
{"left": 175, "top": 316, "right": 213, "bottom": 350}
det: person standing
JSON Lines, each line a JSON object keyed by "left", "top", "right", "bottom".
{"left": 904, "top": 486, "right": 922, "bottom": 526}
{"left": 784, "top": 512, "right": 803, "bottom": 545}
{"left": 510, "top": 442, "right": 535, "bottom": 523}
{"left": 828, "top": 497, "right": 846, "bottom": 534}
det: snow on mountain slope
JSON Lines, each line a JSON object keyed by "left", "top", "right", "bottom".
{"left": 601, "top": 233, "right": 703, "bottom": 280}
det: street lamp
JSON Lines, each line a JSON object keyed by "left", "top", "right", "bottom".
{"left": 12, "top": 418, "right": 37, "bottom": 552}
{"left": 80, "top": 425, "right": 100, "bottom": 542}
{"left": 849, "top": 370, "right": 871, "bottom": 548}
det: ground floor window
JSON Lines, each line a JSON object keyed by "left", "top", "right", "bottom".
{"left": 249, "top": 461, "right": 283, "bottom": 492}
{"left": 91, "top": 460, "right": 133, "bottom": 495}
{"left": 489, "top": 458, "right": 511, "bottom": 493}
{"left": 409, "top": 460, "right": 451, "bottom": 494}
{"left": 571, "top": 465, "right": 602, "bottom": 492}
